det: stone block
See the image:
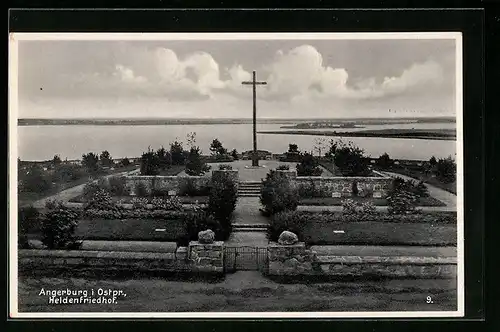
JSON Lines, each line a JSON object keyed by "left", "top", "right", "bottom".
{"left": 373, "top": 192, "right": 382, "bottom": 198}
{"left": 332, "top": 192, "right": 342, "bottom": 198}
{"left": 278, "top": 231, "right": 299, "bottom": 245}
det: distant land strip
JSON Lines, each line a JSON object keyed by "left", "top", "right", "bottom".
{"left": 17, "top": 117, "right": 456, "bottom": 126}
{"left": 257, "top": 129, "right": 457, "bottom": 141}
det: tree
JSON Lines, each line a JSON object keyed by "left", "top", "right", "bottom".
{"left": 186, "top": 132, "right": 197, "bottom": 149}
{"left": 140, "top": 148, "right": 160, "bottom": 175}
{"left": 429, "top": 156, "right": 437, "bottom": 166}
{"left": 377, "top": 153, "right": 392, "bottom": 169}
{"left": 99, "top": 150, "right": 114, "bottom": 167}
{"left": 208, "top": 172, "right": 238, "bottom": 239}
{"left": 260, "top": 170, "right": 299, "bottom": 215}
{"left": 170, "top": 140, "right": 185, "bottom": 165}
{"left": 325, "top": 139, "right": 338, "bottom": 159}
{"left": 156, "top": 147, "right": 172, "bottom": 170}
{"left": 82, "top": 152, "right": 99, "bottom": 173}
{"left": 121, "top": 157, "right": 131, "bottom": 167}
{"left": 296, "top": 153, "right": 323, "bottom": 176}
{"left": 41, "top": 203, "right": 81, "bottom": 249}
{"left": 52, "top": 155, "right": 62, "bottom": 166}
{"left": 185, "top": 146, "right": 211, "bottom": 176}
{"left": 285, "top": 143, "right": 301, "bottom": 162}
{"left": 231, "top": 149, "right": 239, "bottom": 160}
{"left": 210, "top": 138, "right": 227, "bottom": 156}
{"left": 288, "top": 144, "right": 299, "bottom": 153}
{"left": 436, "top": 156, "right": 456, "bottom": 183}
{"left": 333, "top": 141, "right": 369, "bottom": 176}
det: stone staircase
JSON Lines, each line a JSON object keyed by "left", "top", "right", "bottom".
{"left": 232, "top": 223, "right": 269, "bottom": 232}
{"left": 238, "top": 181, "right": 262, "bottom": 197}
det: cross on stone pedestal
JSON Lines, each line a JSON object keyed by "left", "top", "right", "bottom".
{"left": 242, "top": 71, "right": 267, "bottom": 167}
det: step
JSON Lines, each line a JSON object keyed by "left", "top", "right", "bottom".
{"left": 233, "top": 223, "right": 269, "bottom": 228}
{"left": 238, "top": 190, "right": 261, "bottom": 193}
{"left": 232, "top": 227, "right": 268, "bottom": 232}
{"left": 238, "top": 194, "right": 260, "bottom": 197}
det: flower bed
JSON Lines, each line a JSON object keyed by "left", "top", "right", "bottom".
{"left": 299, "top": 196, "right": 445, "bottom": 207}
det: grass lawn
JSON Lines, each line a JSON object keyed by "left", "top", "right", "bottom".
{"left": 27, "top": 218, "right": 186, "bottom": 243}
{"left": 299, "top": 196, "right": 446, "bottom": 207}
{"left": 302, "top": 221, "right": 456, "bottom": 246}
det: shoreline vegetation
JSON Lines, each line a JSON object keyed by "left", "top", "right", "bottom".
{"left": 18, "top": 116, "right": 456, "bottom": 126}
{"left": 258, "top": 128, "right": 456, "bottom": 141}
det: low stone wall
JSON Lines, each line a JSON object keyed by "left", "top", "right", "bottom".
{"left": 267, "top": 242, "right": 457, "bottom": 279}
{"left": 19, "top": 242, "right": 225, "bottom": 275}
{"left": 295, "top": 173, "right": 393, "bottom": 198}
{"left": 188, "top": 241, "right": 224, "bottom": 273}
{"left": 124, "top": 175, "right": 210, "bottom": 196}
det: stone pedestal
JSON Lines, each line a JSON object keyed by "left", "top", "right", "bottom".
{"left": 188, "top": 241, "right": 224, "bottom": 273}
{"left": 268, "top": 242, "right": 317, "bottom": 276}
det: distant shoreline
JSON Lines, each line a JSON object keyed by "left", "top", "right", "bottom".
{"left": 258, "top": 129, "right": 457, "bottom": 141}
{"left": 18, "top": 117, "right": 456, "bottom": 126}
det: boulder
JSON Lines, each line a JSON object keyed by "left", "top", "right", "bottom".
{"left": 278, "top": 231, "right": 299, "bottom": 245}
{"left": 198, "top": 229, "right": 215, "bottom": 244}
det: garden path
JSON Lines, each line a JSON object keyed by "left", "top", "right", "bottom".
{"left": 30, "top": 168, "right": 139, "bottom": 209}
{"left": 379, "top": 171, "right": 457, "bottom": 208}
{"left": 227, "top": 197, "right": 269, "bottom": 246}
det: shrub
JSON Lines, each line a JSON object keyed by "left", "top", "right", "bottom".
{"left": 231, "top": 149, "right": 239, "bottom": 160}
{"left": 268, "top": 211, "right": 308, "bottom": 242}
{"left": 52, "top": 163, "right": 87, "bottom": 183}
{"left": 298, "top": 181, "right": 315, "bottom": 198}
{"left": 359, "top": 201, "right": 377, "bottom": 216}
{"left": 435, "top": 156, "right": 456, "bottom": 183}
{"left": 376, "top": 153, "right": 392, "bottom": 169}
{"left": 387, "top": 190, "right": 418, "bottom": 215}
{"left": 341, "top": 199, "right": 358, "bottom": 215}
{"left": 121, "top": 157, "right": 131, "bottom": 167}
{"left": 151, "top": 196, "right": 183, "bottom": 211}
{"left": 82, "top": 152, "right": 100, "bottom": 174}
{"left": 185, "top": 146, "right": 211, "bottom": 176}
{"left": 83, "top": 189, "right": 124, "bottom": 219}
{"left": 151, "top": 187, "right": 171, "bottom": 197}
{"left": 181, "top": 211, "right": 222, "bottom": 246}
{"left": 276, "top": 165, "right": 290, "bottom": 170}
{"left": 135, "top": 182, "right": 149, "bottom": 197}
{"left": 140, "top": 149, "right": 160, "bottom": 175}
{"left": 41, "top": 204, "right": 81, "bottom": 249}
{"left": 108, "top": 176, "right": 129, "bottom": 196}
{"left": 45, "top": 199, "right": 65, "bottom": 210}
{"left": 260, "top": 170, "right": 299, "bottom": 215}
{"left": 218, "top": 164, "right": 233, "bottom": 170}
{"left": 170, "top": 140, "right": 186, "bottom": 165}
{"left": 131, "top": 197, "right": 149, "bottom": 210}
{"left": 296, "top": 153, "right": 323, "bottom": 176}
{"left": 18, "top": 206, "right": 41, "bottom": 248}
{"left": 334, "top": 141, "right": 369, "bottom": 176}
{"left": 208, "top": 172, "right": 238, "bottom": 239}
{"left": 99, "top": 150, "right": 114, "bottom": 167}
{"left": 415, "top": 181, "right": 429, "bottom": 198}
{"left": 83, "top": 181, "right": 105, "bottom": 200}
{"left": 352, "top": 181, "right": 359, "bottom": 197}
{"left": 179, "top": 178, "right": 211, "bottom": 196}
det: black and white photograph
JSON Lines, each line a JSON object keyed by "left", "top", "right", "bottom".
{"left": 9, "top": 32, "right": 463, "bottom": 318}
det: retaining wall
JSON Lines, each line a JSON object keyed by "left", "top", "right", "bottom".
{"left": 267, "top": 242, "right": 457, "bottom": 279}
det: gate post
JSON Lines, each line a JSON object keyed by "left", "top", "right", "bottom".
{"left": 188, "top": 241, "right": 224, "bottom": 274}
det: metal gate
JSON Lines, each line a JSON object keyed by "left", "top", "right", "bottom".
{"left": 224, "top": 246, "right": 268, "bottom": 273}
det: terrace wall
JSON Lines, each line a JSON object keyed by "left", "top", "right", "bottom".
{"left": 124, "top": 175, "right": 210, "bottom": 196}
{"left": 277, "top": 170, "right": 393, "bottom": 198}
{"left": 267, "top": 242, "right": 457, "bottom": 279}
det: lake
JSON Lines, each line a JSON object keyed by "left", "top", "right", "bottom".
{"left": 17, "top": 123, "right": 457, "bottom": 161}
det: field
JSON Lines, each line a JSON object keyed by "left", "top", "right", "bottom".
{"left": 258, "top": 128, "right": 456, "bottom": 141}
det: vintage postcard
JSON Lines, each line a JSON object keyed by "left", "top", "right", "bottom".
{"left": 9, "top": 32, "right": 463, "bottom": 318}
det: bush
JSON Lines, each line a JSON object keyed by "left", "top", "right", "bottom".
{"left": 268, "top": 211, "right": 308, "bottom": 242}
{"left": 131, "top": 197, "right": 149, "bottom": 210}
{"left": 296, "top": 153, "right": 323, "bottom": 176}
{"left": 140, "top": 149, "right": 160, "bottom": 175}
{"left": 341, "top": 199, "right": 358, "bottom": 215}
{"left": 83, "top": 189, "right": 124, "bottom": 219}
{"left": 260, "top": 170, "right": 299, "bottom": 215}
{"left": 135, "top": 182, "right": 149, "bottom": 197}
{"left": 180, "top": 211, "right": 222, "bottom": 246}
{"left": 435, "top": 156, "right": 456, "bottom": 183}
{"left": 18, "top": 206, "right": 41, "bottom": 248}
{"left": 276, "top": 165, "right": 290, "bottom": 170}
{"left": 208, "top": 172, "right": 238, "bottom": 239}
{"left": 108, "top": 176, "right": 129, "bottom": 196}
{"left": 170, "top": 140, "right": 186, "bottom": 165}
{"left": 334, "top": 141, "right": 370, "bottom": 176}
{"left": 20, "top": 165, "right": 52, "bottom": 193}
{"left": 231, "top": 149, "right": 239, "bottom": 160}
{"left": 185, "top": 146, "right": 211, "bottom": 176}
{"left": 376, "top": 153, "right": 392, "bottom": 169}
{"left": 387, "top": 190, "right": 418, "bottom": 215}
{"left": 218, "top": 164, "right": 233, "bottom": 170}
{"left": 82, "top": 152, "right": 100, "bottom": 174}
{"left": 52, "top": 163, "right": 87, "bottom": 183}
{"left": 151, "top": 196, "right": 183, "bottom": 211}
{"left": 179, "top": 178, "right": 211, "bottom": 196}
{"left": 83, "top": 181, "right": 105, "bottom": 200}
{"left": 415, "top": 181, "right": 429, "bottom": 198}
{"left": 41, "top": 204, "right": 81, "bottom": 249}
{"left": 359, "top": 201, "right": 377, "bottom": 216}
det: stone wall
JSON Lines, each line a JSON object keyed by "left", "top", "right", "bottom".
{"left": 124, "top": 175, "right": 210, "bottom": 196}
{"left": 267, "top": 243, "right": 457, "bottom": 279}
{"left": 188, "top": 241, "right": 224, "bottom": 273}
{"left": 295, "top": 172, "right": 393, "bottom": 198}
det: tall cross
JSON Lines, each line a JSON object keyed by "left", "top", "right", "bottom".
{"left": 242, "top": 71, "right": 267, "bottom": 166}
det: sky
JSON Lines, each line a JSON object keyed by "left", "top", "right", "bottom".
{"left": 17, "top": 38, "right": 457, "bottom": 119}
